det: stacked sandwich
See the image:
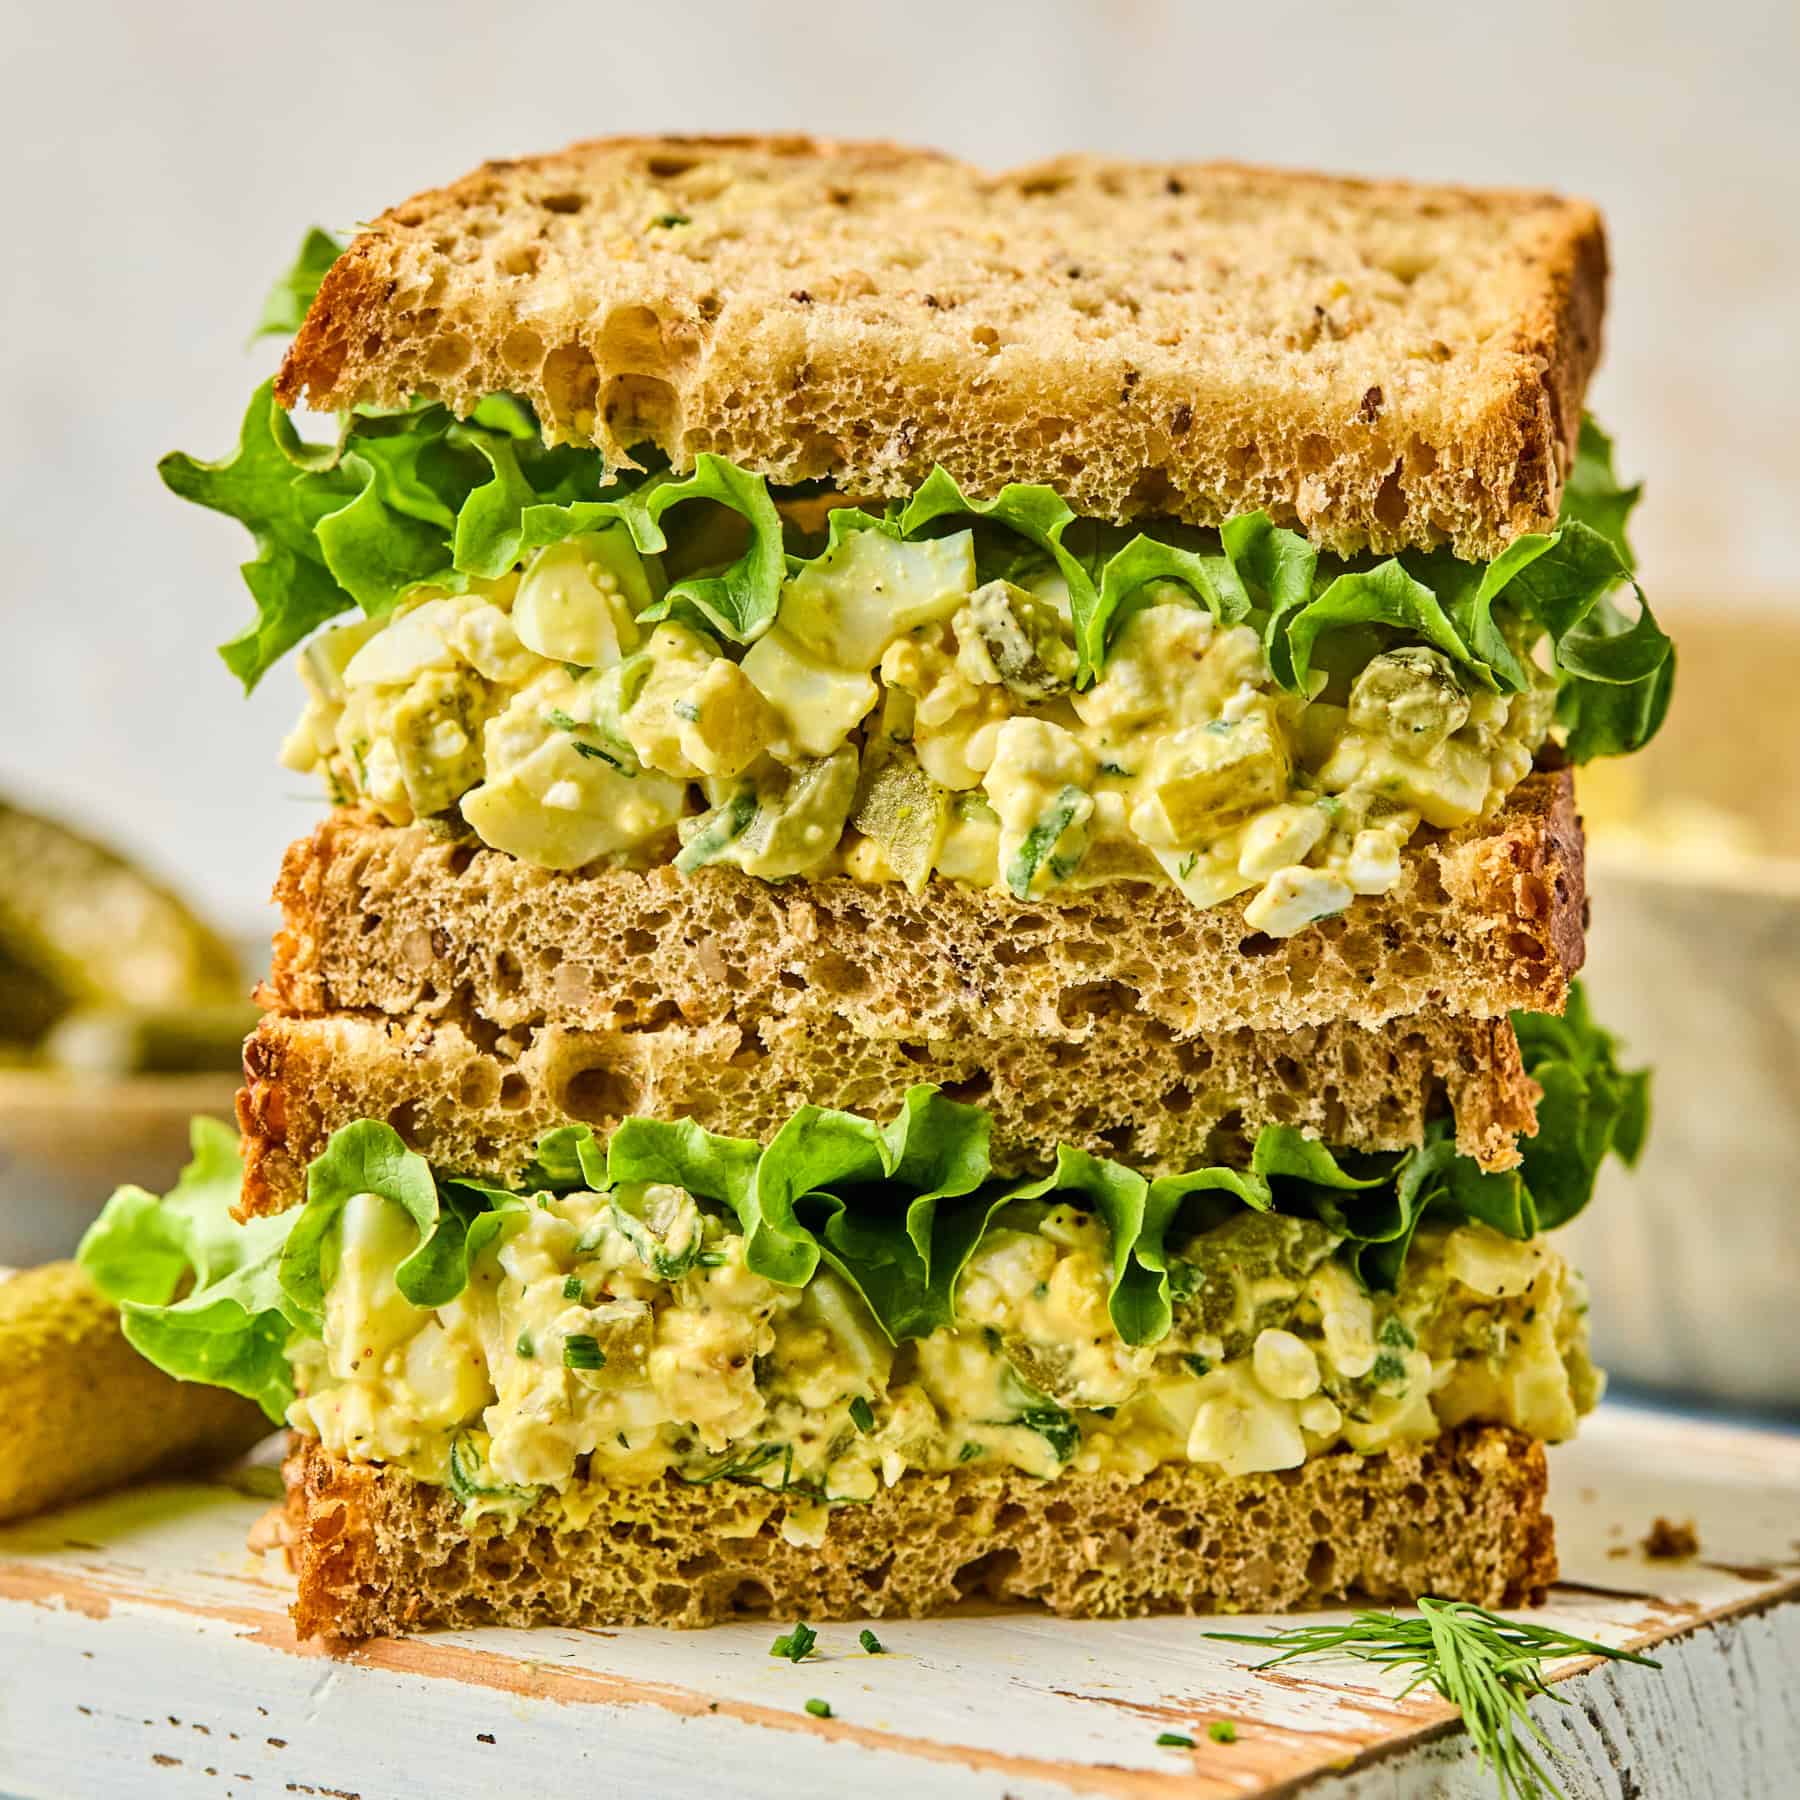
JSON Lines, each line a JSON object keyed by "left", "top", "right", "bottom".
{"left": 82, "top": 139, "right": 1668, "bottom": 1640}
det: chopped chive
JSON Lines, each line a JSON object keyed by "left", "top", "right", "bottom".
{"left": 1208, "top": 1720, "right": 1237, "bottom": 1744}
{"left": 1155, "top": 1731, "right": 1195, "bottom": 1748}
{"left": 804, "top": 1697, "right": 831, "bottom": 1719}
{"left": 770, "top": 1621, "right": 817, "bottom": 1662}
{"left": 848, "top": 1396, "right": 875, "bottom": 1435}
{"left": 957, "top": 1441, "right": 982, "bottom": 1463}
{"left": 562, "top": 1274, "right": 584, "bottom": 1301}
{"left": 570, "top": 739, "right": 630, "bottom": 770}
{"left": 563, "top": 1334, "right": 606, "bottom": 1371}
{"left": 515, "top": 1331, "right": 535, "bottom": 1359}
{"left": 652, "top": 213, "right": 691, "bottom": 228}
{"left": 1183, "top": 1353, "right": 1211, "bottom": 1377}
{"left": 858, "top": 1628, "right": 883, "bottom": 1655}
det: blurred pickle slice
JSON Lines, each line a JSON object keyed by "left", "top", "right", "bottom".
{"left": 0, "top": 1261, "right": 269, "bottom": 1523}
{"left": 0, "top": 797, "right": 244, "bottom": 1048}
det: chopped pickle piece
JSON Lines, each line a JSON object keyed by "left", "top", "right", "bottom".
{"left": 596, "top": 1182, "right": 708, "bottom": 1279}
{"left": 1347, "top": 647, "right": 1471, "bottom": 754}
{"left": 683, "top": 750, "right": 860, "bottom": 880}
{"left": 674, "top": 786, "right": 758, "bottom": 872}
{"left": 1130, "top": 702, "right": 1290, "bottom": 848}
{"left": 559, "top": 1299, "right": 653, "bottom": 1386}
{"left": 955, "top": 579, "right": 1079, "bottom": 700}
{"left": 850, "top": 748, "right": 949, "bottom": 893}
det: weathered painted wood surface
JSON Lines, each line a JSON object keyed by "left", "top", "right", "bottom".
{"left": 0, "top": 1402, "right": 1794, "bottom": 1800}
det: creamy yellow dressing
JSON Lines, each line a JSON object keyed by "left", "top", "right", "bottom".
{"left": 281, "top": 524, "right": 1556, "bottom": 937}
{"left": 286, "top": 1180, "right": 1597, "bottom": 1523}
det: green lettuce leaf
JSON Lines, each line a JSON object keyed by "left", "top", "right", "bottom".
{"left": 1560, "top": 416, "right": 1642, "bottom": 569}
{"left": 162, "top": 383, "right": 364, "bottom": 689}
{"left": 77, "top": 1118, "right": 304, "bottom": 1421}
{"left": 253, "top": 228, "right": 343, "bottom": 341}
{"left": 82, "top": 987, "right": 1648, "bottom": 1419}
{"left": 605, "top": 1115, "right": 763, "bottom": 1219}
{"left": 170, "top": 379, "right": 788, "bottom": 689}
{"left": 739, "top": 1087, "right": 992, "bottom": 1340}
{"left": 278, "top": 1120, "right": 455, "bottom": 1317}
{"left": 175, "top": 286, "right": 1673, "bottom": 760}
{"left": 1274, "top": 422, "right": 1667, "bottom": 757}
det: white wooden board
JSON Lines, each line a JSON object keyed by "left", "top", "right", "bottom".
{"left": 0, "top": 1402, "right": 1795, "bottom": 1800}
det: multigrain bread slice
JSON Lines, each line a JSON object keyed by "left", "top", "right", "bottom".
{"left": 235, "top": 1004, "right": 1537, "bottom": 1217}
{"left": 265, "top": 771, "right": 1585, "bottom": 1047}
{"left": 275, "top": 136, "right": 1606, "bottom": 560}
{"left": 283, "top": 1426, "right": 1556, "bottom": 1639}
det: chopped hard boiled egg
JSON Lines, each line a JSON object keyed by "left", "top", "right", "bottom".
{"left": 287, "top": 525, "right": 1554, "bottom": 929}
{"left": 289, "top": 1175, "right": 1600, "bottom": 1507}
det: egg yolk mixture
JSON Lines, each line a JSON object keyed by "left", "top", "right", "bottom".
{"left": 282, "top": 525, "right": 1557, "bottom": 936}
{"left": 288, "top": 1183, "right": 1598, "bottom": 1539}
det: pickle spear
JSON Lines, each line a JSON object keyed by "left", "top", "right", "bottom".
{"left": 0, "top": 1261, "right": 269, "bottom": 1523}
{"left": 0, "top": 798, "right": 243, "bottom": 1045}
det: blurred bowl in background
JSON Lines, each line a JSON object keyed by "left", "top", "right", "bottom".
{"left": 1570, "top": 607, "right": 1800, "bottom": 1414}
{"left": 0, "top": 1070, "right": 239, "bottom": 1265}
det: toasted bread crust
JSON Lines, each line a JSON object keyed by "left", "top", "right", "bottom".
{"left": 276, "top": 136, "right": 1606, "bottom": 559}
{"left": 233, "top": 1002, "right": 1538, "bottom": 1218}
{"left": 283, "top": 1426, "right": 1556, "bottom": 1640}
{"left": 263, "top": 771, "right": 1585, "bottom": 1047}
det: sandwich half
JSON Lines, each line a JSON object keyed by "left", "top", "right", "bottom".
{"left": 82, "top": 138, "right": 1667, "bottom": 1640}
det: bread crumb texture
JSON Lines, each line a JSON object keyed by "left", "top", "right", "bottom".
{"left": 277, "top": 136, "right": 1607, "bottom": 559}
{"left": 236, "top": 1000, "right": 1536, "bottom": 1217}
{"left": 284, "top": 1425, "right": 1555, "bottom": 1639}
{"left": 266, "top": 771, "right": 1582, "bottom": 1050}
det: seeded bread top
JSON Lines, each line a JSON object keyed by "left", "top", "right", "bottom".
{"left": 277, "top": 135, "right": 1607, "bottom": 560}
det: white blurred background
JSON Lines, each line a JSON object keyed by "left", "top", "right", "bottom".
{"left": 2, "top": 0, "right": 1796, "bottom": 931}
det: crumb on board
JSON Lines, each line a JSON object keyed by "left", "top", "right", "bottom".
{"left": 1642, "top": 1516, "right": 1700, "bottom": 1560}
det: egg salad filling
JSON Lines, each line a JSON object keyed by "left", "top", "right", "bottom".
{"left": 280, "top": 535, "right": 1557, "bottom": 934}
{"left": 78, "top": 988, "right": 1647, "bottom": 1531}
{"left": 287, "top": 1188, "right": 1596, "bottom": 1538}
{"left": 163, "top": 347, "right": 1667, "bottom": 940}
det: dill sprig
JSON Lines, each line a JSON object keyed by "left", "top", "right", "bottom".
{"left": 1207, "top": 1599, "right": 1660, "bottom": 1800}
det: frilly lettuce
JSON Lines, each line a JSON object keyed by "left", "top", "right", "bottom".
{"left": 171, "top": 233, "right": 1669, "bottom": 755}
{"left": 75, "top": 1118, "right": 303, "bottom": 1421}
{"left": 79, "top": 988, "right": 1645, "bottom": 1415}
{"left": 252, "top": 227, "right": 342, "bottom": 342}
